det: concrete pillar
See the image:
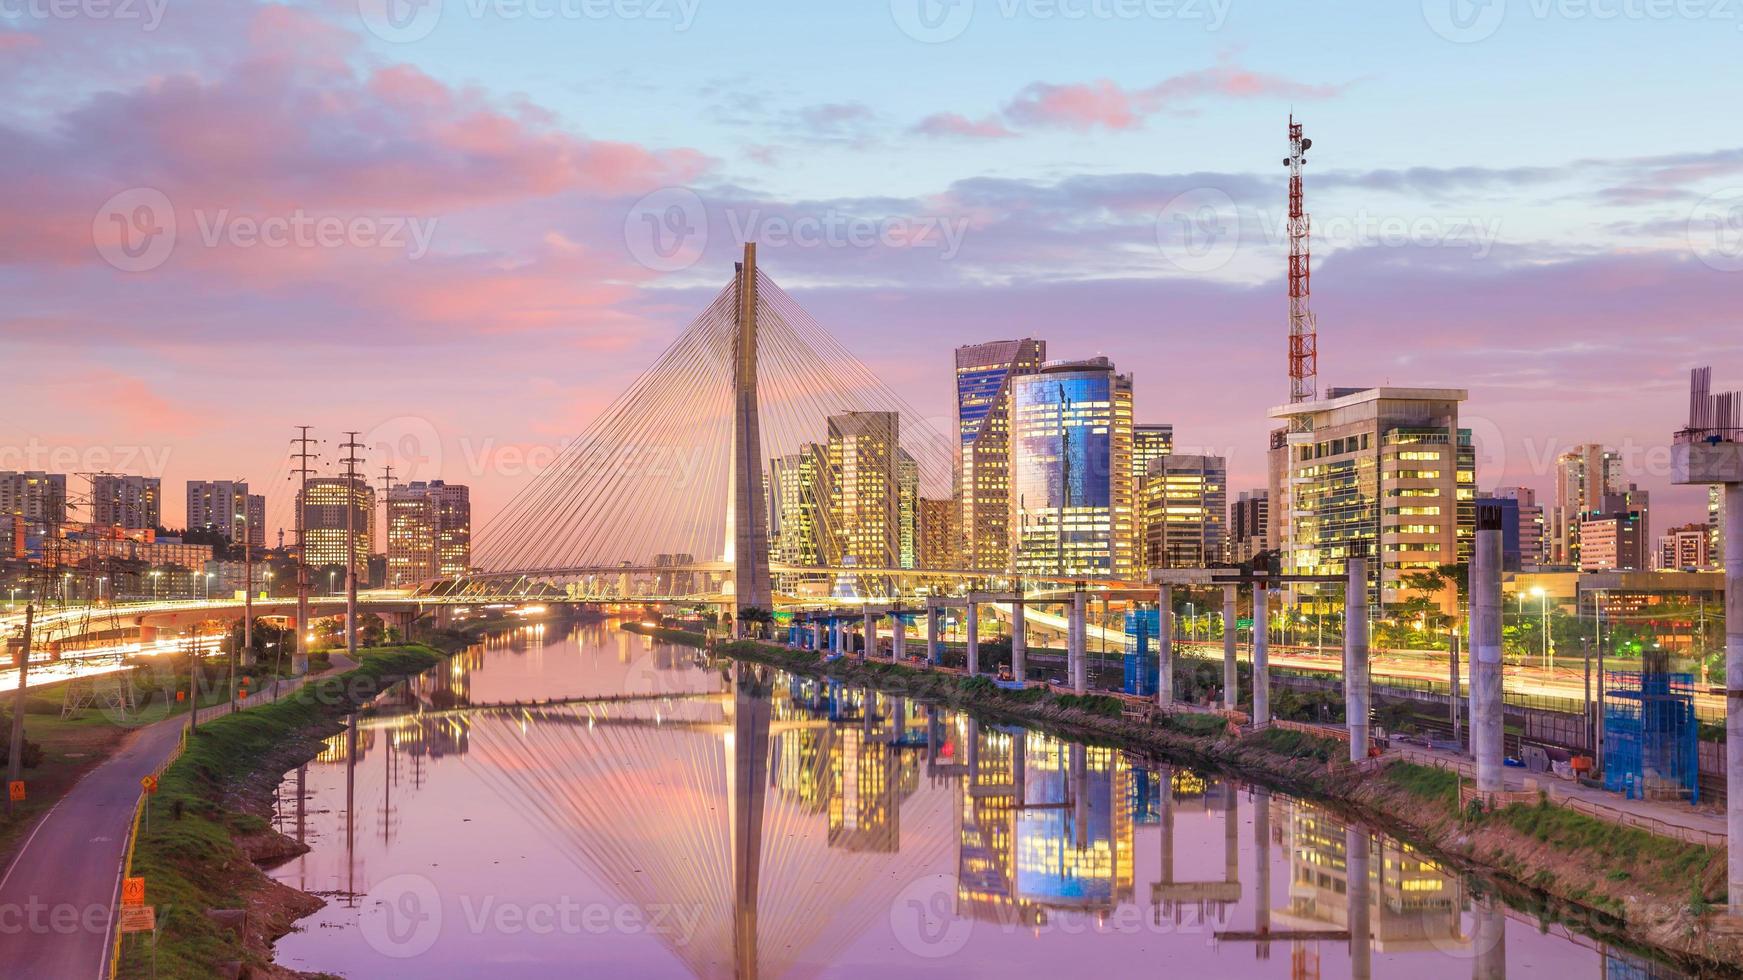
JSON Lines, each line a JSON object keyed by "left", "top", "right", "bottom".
{"left": 1222, "top": 584, "right": 1239, "bottom": 711}
{"left": 1011, "top": 600, "right": 1027, "bottom": 683}
{"left": 1473, "top": 894, "right": 1507, "bottom": 980}
{"left": 1471, "top": 508, "right": 1505, "bottom": 795}
{"left": 1069, "top": 591, "right": 1087, "bottom": 695}
{"left": 813, "top": 620, "right": 825, "bottom": 652}
{"left": 138, "top": 624, "right": 159, "bottom": 646}
{"left": 1071, "top": 743, "right": 1087, "bottom": 850}
{"left": 1346, "top": 557, "right": 1371, "bottom": 762}
{"left": 1222, "top": 782, "right": 1238, "bottom": 885}
{"left": 893, "top": 697, "right": 906, "bottom": 740}
{"left": 926, "top": 605, "right": 941, "bottom": 664}
{"left": 1346, "top": 825, "right": 1372, "bottom": 980}
{"left": 892, "top": 612, "right": 906, "bottom": 661}
{"left": 1158, "top": 764, "right": 1174, "bottom": 889}
{"left": 1726, "top": 482, "right": 1743, "bottom": 914}
{"left": 966, "top": 600, "right": 980, "bottom": 675}
{"left": 1157, "top": 585, "right": 1173, "bottom": 709}
{"left": 863, "top": 608, "right": 876, "bottom": 659}
{"left": 1252, "top": 584, "right": 1270, "bottom": 725}
{"left": 1253, "top": 788, "right": 1272, "bottom": 960}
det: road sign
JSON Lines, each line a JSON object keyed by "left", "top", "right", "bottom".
{"left": 175, "top": 690, "right": 185, "bottom": 702}
{"left": 1236, "top": 617, "right": 1254, "bottom": 630}
{"left": 7, "top": 781, "right": 23, "bottom": 802}
{"left": 122, "top": 876, "right": 146, "bottom": 907}
{"left": 141, "top": 775, "right": 158, "bottom": 795}
{"left": 119, "top": 905, "right": 155, "bottom": 934}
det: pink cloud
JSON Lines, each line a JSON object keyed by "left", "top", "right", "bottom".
{"left": 989, "top": 59, "right": 1351, "bottom": 133}
{"left": 912, "top": 113, "right": 1017, "bottom": 141}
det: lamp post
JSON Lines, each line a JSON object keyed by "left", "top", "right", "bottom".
{"left": 1532, "top": 586, "right": 1550, "bottom": 674}
{"left": 150, "top": 570, "right": 162, "bottom": 601}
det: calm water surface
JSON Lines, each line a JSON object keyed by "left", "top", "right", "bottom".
{"left": 268, "top": 619, "right": 1676, "bottom": 978}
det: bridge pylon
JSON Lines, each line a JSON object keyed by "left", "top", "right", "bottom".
{"left": 729, "top": 242, "right": 773, "bottom": 631}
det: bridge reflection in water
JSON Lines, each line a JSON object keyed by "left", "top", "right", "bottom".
{"left": 269, "top": 625, "right": 1679, "bottom": 979}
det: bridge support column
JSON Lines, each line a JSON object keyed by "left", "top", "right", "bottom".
{"left": 1473, "top": 893, "right": 1507, "bottom": 979}
{"left": 1347, "top": 825, "right": 1372, "bottom": 980}
{"left": 1011, "top": 599, "right": 1026, "bottom": 683}
{"left": 1345, "top": 557, "right": 1370, "bottom": 762}
{"left": 1069, "top": 591, "right": 1086, "bottom": 695}
{"left": 926, "top": 605, "right": 941, "bottom": 665}
{"left": 1252, "top": 584, "right": 1270, "bottom": 726}
{"left": 863, "top": 608, "right": 876, "bottom": 659}
{"left": 1156, "top": 585, "right": 1173, "bottom": 709}
{"left": 1222, "top": 584, "right": 1238, "bottom": 711}
{"left": 892, "top": 612, "right": 906, "bottom": 661}
{"left": 1470, "top": 506, "right": 1505, "bottom": 795}
{"left": 139, "top": 624, "right": 159, "bottom": 646}
{"left": 810, "top": 620, "right": 822, "bottom": 652}
{"left": 966, "top": 601, "right": 980, "bottom": 675}
{"left": 1253, "top": 787, "right": 1272, "bottom": 960}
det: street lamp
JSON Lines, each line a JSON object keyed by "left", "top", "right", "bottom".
{"left": 150, "top": 570, "right": 163, "bottom": 601}
{"left": 1531, "top": 586, "right": 1550, "bottom": 673}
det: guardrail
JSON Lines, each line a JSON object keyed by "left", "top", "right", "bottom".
{"left": 108, "top": 725, "right": 187, "bottom": 979}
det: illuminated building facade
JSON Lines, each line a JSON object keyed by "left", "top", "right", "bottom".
{"left": 386, "top": 480, "right": 471, "bottom": 586}
{"left": 898, "top": 449, "right": 919, "bottom": 570}
{"left": 918, "top": 497, "right": 959, "bottom": 569}
{"left": 1139, "top": 453, "right": 1226, "bottom": 570}
{"left": 1228, "top": 489, "right": 1269, "bottom": 564}
{"left": 1659, "top": 523, "right": 1711, "bottom": 570}
{"left": 956, "top": 339, "right": 1047, "bottom": 572}
{"left": 1492, "top": 485, "right": 1545, "bottom": 569}
{"left": 1131, "top": 423, "right": 1173, "bottom": 487}
{"left": 0, "top": 471, "right": 66, "bottom": 534}
{"left": 827, "top": 412, "right": 901, "bottom": 572}
{"left": 1579, "top": 511, "right": 1646, "bottom": 571}
{"left": 1009, "top": 358, "right": 1135, "bottom": 579}
{"left": 186, "top": 480, "right": 265, "bottom": 546}
{"left": 1552, "top": 444, "right": 1621, "bottom": 566}
{"left": 769, "top": 444, "right": 831, "bottom": 574}
{"left": 297, "top": 477, "right": 375, "bottom": 571}
{"left": 1267, "top": 387, "right": 1473, "bottom": 610}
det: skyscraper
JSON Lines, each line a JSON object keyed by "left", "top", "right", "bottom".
{"left": 1491, "top": 486, "right": 1544, "bottom": 570}
{"left": 385, "top": 480, "right": 471, "bottom": 587}
{"left": 897, "top": 449, "right": 919, "bottom": 570}
{"left": 827, "top": 411, "right": 901, "bottom": 572}
{"left": 1131, "top": 424, "right": 1174, "bottom": 485}
{"left": 1228, "top": 489, "right": 1269, "bottom": 564}
{"left": 1009, "top": 357, "right": 1135, "bottom": 579}
{"left": 0, "top": 472, "right": 66, "bottom": 533}
{"left": 1267, "top": 387, "right": 1473, "bottom": 610}
{"left": 769, "top": 445, "right": 830, "bottom": 568}
{"left": 918, "top": 497, "right": 959, "bottom": 569}
{"left": 186, "top": 480, "right": 265, "bottom": 546}
{"left": 1551, "top": 444, "right": 1621, "bottom": 566}
{"left": 955, "top": 339, "right": 1046, "bottom": 572}
{"left": 297, "top": 477, "right": 375, "bottom": 571}
{"left": 91, "top": 474, "right": 160, "bottom": 530}
{"left": 1140, "top": 454, "right": 1226, "bottom": 570}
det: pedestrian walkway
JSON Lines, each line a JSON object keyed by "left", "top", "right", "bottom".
{"left": 0, "top": 654, "right": 355, "bottom": 980}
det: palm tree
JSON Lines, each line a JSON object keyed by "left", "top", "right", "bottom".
{"left": 738, "top": 606, "right": 774, "bottom": 639}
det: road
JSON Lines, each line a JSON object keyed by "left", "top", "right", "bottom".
{"left": 0, "top": 659, "right": 351, "bottom": 980}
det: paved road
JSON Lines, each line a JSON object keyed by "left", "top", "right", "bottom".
{"left": 0, "top": 660, "right": 351, "bottom": 980}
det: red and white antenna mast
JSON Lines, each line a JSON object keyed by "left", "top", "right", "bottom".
{"left": 1285, "top": 114, "right": 1316, "bottom": 429}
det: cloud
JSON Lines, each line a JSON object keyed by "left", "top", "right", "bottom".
{"left": 996, "top": 60, "right": 1351, "bottom": 132}
{"left": 911, "top": 113, "right": 1017, "bottom": 141}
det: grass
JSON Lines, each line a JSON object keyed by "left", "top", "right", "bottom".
{"left": 118, "top": 645, "right": 448, "bottom": 979}
{"left": 1384, "top": 763, "right": 1461, "bottom": 804}
{"left": 1482, "top": 798, "right": 1720, "bottom": 893}
{"left": 1250, "top": 727, "right": 1340, "bottom": 763}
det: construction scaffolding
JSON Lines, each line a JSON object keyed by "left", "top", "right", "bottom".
{"left": 1603, "top": 668, "right": 1699, "bottom": 804}
{"left": 1123, "top": 607, "right": 1159, "bottom": 697}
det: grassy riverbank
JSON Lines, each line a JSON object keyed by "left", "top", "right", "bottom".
{"left": 706, "top": 636, "right": 1734, "bottom": 975}
{"left": 117, "top": 645, "right": 451, "bottom": 980}
{"left": 621, "top": 621, "right": 708, "bottom": 647}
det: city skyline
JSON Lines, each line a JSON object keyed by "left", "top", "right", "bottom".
{"left": 2, "top": 1, "right": 1736, "bottom": 537}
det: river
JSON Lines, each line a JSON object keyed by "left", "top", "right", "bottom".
{"left": 266, "top": 619, "right": 1679, "bottom": 978}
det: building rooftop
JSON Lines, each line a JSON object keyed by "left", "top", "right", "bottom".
{"left": 1267, "top": 385, "right": 1469, "bottom": 420}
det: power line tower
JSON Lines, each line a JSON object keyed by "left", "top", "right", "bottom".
{"left": 378, "top": 463, "right": 396, "bottom": 590}
{"left": 289, "top": 427, "right": 319, "bottom": 676}
{"left": 1285, "top": 114, "right": 1317, "bottom": 429}
{"left": 340, "top": 432, "right": 366, "bottom": 659}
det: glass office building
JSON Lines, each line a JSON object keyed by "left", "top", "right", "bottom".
{"left": 1009, "top": 358, "right": 1135, "bottom": 579}
{"left": 955, "top": 339, "right": 1047, "bottom": 572}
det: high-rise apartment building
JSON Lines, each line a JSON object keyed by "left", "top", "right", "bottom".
{"left": 827, "top": 412, "right": 901, "bottom": 572}
{"left": 1009, "top": 357, "right": 1135, "bottom": 579}
{"left": 1131, "top": 424, "right": 1174, "bottom": 485}
{"left": 1267, "top": 387, "right": 1473, "bottom": 609}
{"left": 185, "top": 481, "right": 265, "bottom": 547}
{"left": 1711, "top": 485, "right": 1727, "bottom": 566}
{"left": 297, "top": 477, "right": 375, "bottom": 571}
{"left": 1491, "top": 486, "right": 1545, "bottom": 569}
{"left": 1140, "top": 454, "right": 1226, "bottom": 570}
{"left": 0, "top": 472, "right": 67, "bottom": 533}
{"left": 1228, "top": 489, "right": 1269, "bottom": 564}
{"left": 385, "top": 480, "right": 470, "bottom": 587}
{"left": 897, "top": 449, "right": 919, "bottom": 570}
{"left": 1599, "top": 484, "right": 1651, "bottom": 546}
{"left": 769, "top": 445, "right": 830, "bottom": 568}
{"left": 918, "top": 497, "right": 959, "bottom": 569}
{"left": 955, "top": 339, "right": 1046, "bottom": 572}
{"left": 1551, "top": 444, "right": 1621, "bottom": 566}
{"left": 91, "top": 474, "right": 161, "bottom": 530}
{"left": 1659, "top": 523, "right": 1711, "bottom": 570}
